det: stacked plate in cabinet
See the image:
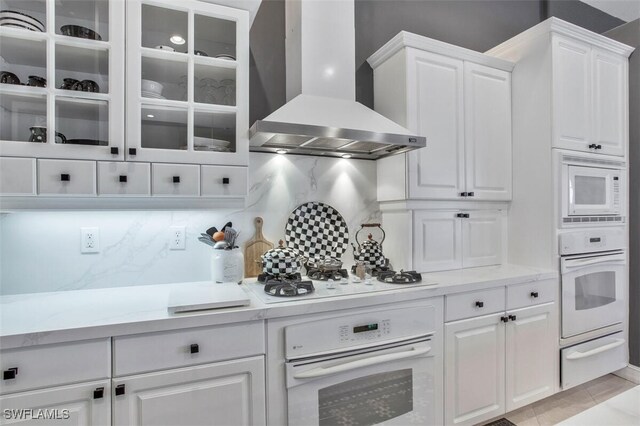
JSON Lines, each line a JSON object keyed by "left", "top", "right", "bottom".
{"left": 0, "top": 11, "right": 45, "bottom": 32}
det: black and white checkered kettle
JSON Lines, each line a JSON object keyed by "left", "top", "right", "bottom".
{"left": 352, "top": 223, "right": 388, "bottom": 268}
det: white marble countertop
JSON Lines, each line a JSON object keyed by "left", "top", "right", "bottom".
{"left": 0, "top": 264, "right": 557, "bottom": 350}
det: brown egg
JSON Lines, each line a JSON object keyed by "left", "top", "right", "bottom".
{"left": 212, "top": 231, "right": 225, "bottom": 242}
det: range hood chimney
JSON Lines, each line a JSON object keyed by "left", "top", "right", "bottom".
{"left": 249, "top": 0, "right": 425, "bottom": 160}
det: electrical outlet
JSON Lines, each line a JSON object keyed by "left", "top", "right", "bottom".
{"left": 81, "top": 227, "right": 100, "bottom": 253}
{"left": 169, "top": 226, "right": 186, "bottom": 250}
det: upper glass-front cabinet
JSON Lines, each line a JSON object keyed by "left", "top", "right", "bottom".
{"left": 0, "top": 0, "right": 125, "bottom": 160}
{"left": 126, "top": 0, "right": 249, "bottom": 166}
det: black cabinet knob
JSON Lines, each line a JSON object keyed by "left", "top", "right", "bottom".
{"left": 222, "top": 177, "right": 230, "bottom": 185}
{"left": 173, "top": 176, "right": 180, "bottom": 183}
{"left": 115, "top": 384, "right": 125, "bottom": 396}
{"left": 589, "top": 143, "right": 597, "bottom": 149}
{"left": 530, "top": 291, "right": 539, "bottom": 298}
{"left": 509, "top": 314, "right": 517, "bottom": 321}
{"left": 3, "top": 368, "right": 18, "bottom": 380}
{"left": 500, "top": 316, "right": 509, "bottom": 323}
{"left": 463, "top": 213, "right": 470, "bottom": 218}
{"left": 460, "top": 192, "right": 468, "bottom": 197}
{"left": 475, "top": 301, "right": 484, "bottom": 308}
{"left": 93, "top": 387, "right": 104, "bottom": 399}
{"left": 467, "top": 192, "right": 475, "bottom": 197}
{"left": 60, "top": 173, "right": 70, "bottom": 182}
{"left": 119, "top": 175, "right": 127, "bottom": 183}
{"left": 456, "top": 213, "right": 465, "bottom": 218}
{"left": 596, "top": 144, "right": 602, "bottom": 150}
{"left": 129, "top": 148, "right": 137, "bottom": 156}
{"left": 110, "top": 147, "right": 119, "bottom": 155}
{"left": 190, "top": 343, "right": 199, "bottom": 354}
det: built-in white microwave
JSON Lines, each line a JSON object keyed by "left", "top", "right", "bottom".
{"left": 558, "top": 152, "right": 626, "bottom": 226}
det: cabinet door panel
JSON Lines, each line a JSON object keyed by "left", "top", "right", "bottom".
{"left": 592, "top": 48, "right": 626, "bottom": 156}
{"left": 506, "top": 303, "right": 557, "bottom": 411}
{"left": 0, "top": 380, "right": 110, "bottom": 426}
{"left": 413, "top": 211, "right": 462, "bottom": 272}
{"left": 445, "top": 314, "right": 505, "bottom": 426}
{"left": 462, "top": 210, "right": 503, "bottom": 268}
{"left": 113, "top": 357, "right": 265, "bottom": 426}
{"left": 552, "top": 35, "right": 591, "bottom": 152}
{"left": 464, "top": 62, "right": 512, "bottom": 200}
{"left": 0, "top": 157, "right": 36, "bottom": 195}
{"left": 407, "top": 51, "right": 465, "bottom": 199}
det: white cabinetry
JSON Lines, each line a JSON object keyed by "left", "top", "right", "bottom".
{"left": 396, "top": 209, "right": 505, "bottom": 273}
{"left": 552, "top": 35, "right": 627, "bottom": 156}
{"left": 369, "top": 32, "right": 513, "bottom": 201}
{"left": 444, "top": 282, "right": 558, "bottom": 426}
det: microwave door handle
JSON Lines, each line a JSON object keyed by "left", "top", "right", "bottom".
{"left": 293, "top": 346, "right": 431, "bottom": 380}
{"left": 566, "top": 339, "right": 625, "bottom": 360}
{"left": 564, "top": 255, "right": 626, "bottom": 269}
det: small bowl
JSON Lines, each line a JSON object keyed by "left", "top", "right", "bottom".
{"left": 141, "top": 79, "right": 163, "bottom": 95}
{"left": 194, "top": 50, "right": 208, "bottom": 57}
{"left": 154, "top": 45, "right": 175, "bottom": 52}
{"left": 27, "top": 75, "right": 46, "bottom": 87}
{"left": 60, "top": 25, "right": 101, "bottom": 40}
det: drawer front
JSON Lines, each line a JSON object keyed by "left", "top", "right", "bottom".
{"left": 113, "top": 321, "right": 264, "bottom": 376}
{"left": 201, "top": 165, "right": 247, "bottom": 197}
{"left": 0, "top": 157, "right": 36, "bottom": 195}
{"left": 446, "top": 287, "right": 506, "bottom": 322}
{"left": 37, "top": 159, "right": 96, "bottom": 196}
{"left": 561, "top": 331, "right": 627, "bottom": 390}
{"left": 152, "top": 164, "right": 199, "bottom": 196}
{"left": 0, "top": 339, "right": 110, "bottom": 395}
{"left": 98, "top": 162, "right": 150, "bottom": 196}
{"left": 507, "top": 279, "right": 556, "bottom": 310}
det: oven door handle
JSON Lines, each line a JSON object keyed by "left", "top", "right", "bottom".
{"left": 293, "top": 346, "right": 431, "bottom": 379}
{"left": 566, "top": 339, "right": 625, "bottom": 360}
{"left": 563, "top": 254, "right": 626, "bottom": 270}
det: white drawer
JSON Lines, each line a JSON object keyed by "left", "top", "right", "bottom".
{"left": 561, "top": 332, "right": 627, "bottom": 390}
{"left": 201, "top": 165, "right": 247, "bottom": 197}
{"left": 507, "top": 279, "right": 556, "bottom": 310}
{"left": 445, "top": 287, "right": 506, "bottom": 322}
{"left": 37, "top": 159, "right": 96, "bottom": 196}
{"left": 98, "top": 162, "right": 150, "bottom": 196}
{"left": 0, "top": 339, "right": 110, "bottom": 395}
{"left": 0, "top": 157, "right": 36, "bottom": 195}
{"left": 113, "top": 321, "right": 264, "bottom": 376}
{"left": 152, "top": 163, "right": 199, "bottom": 196}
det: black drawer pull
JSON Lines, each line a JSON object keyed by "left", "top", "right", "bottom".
{"left": 190, "top": 343, "right": 199, "bottom": 354}
{"left": 589, "top": 143, "right": 597, "bottom": 149}
{"left": 222, "top": 177, "right": 230, "bottom": 185}
{"left": 173, "top": 176, "right": 180, "bottom": 183}
{"left": 119, "top": 175, "right": 127, "bottom": 183}
{"left": 500, "top": 316, "right": 509, "bottom": 323}
{"left": 460, "top": 192, "right": 468, "bottom": 197}
{"left": 530, "top": 291, "right": 539, "bottom": 298}
{"left": 509, "top": 314, "right": 517, "bottom": 321}
{"left": 93, "top": 387, "right": 104, "bottom": 399}
{"left": 475, "top": 301, "right": 484, "bottom": 308}
{"left": 596, "top": 144, "right": 602, "bottom": 150}
{"left": 456, "top": 213, "right": 465, "bottom": 218}
{"left": 60, "top": 173, "right": 70, "bottom": 182}
{"left": 467, "top": 192, "right": 474, "bottom": 197}
{"left": 129, "top": 148, "right": 137, "bottom": 156}
{"left": 3, "top": 368, "right": 18, "bottom": 380}
{"left": 110, "top": 147, "right": 119, "bottom": 155}
{"left": 115, "top": 384, "right": 125, "bottom": 396}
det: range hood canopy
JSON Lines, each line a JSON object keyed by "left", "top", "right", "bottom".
{"left": 249, "top": 0, "right": 425, "bottom": 160}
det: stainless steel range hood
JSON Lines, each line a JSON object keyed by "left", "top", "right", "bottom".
{"left": 249, "top": 0, "right": 425, "bottom": 160}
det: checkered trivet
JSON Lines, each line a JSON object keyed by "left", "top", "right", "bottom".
{"left": 285, "top": 202, "right": 349, "bottom": 259}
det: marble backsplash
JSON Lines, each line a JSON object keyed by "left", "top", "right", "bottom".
{"left": 0, "top": 153, "right": 379, "bottom": 295}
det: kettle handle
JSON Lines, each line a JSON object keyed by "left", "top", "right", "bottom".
{"left": 355, "top": 223, "right": 386, "bottom": 246}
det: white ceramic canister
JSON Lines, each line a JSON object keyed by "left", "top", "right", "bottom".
{"left": 211, "top": 248, "right": 244, "bottom": 284}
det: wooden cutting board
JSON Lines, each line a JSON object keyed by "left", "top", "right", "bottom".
{"left": 244, "top": 217, "right": 274, "bottom": 278}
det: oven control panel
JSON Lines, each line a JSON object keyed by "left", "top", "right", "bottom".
{"left": 559, "top": 228, "right": 626, "bottom": 255}
{"left": 285, "top": 305, "right": 436, "bottom": 359}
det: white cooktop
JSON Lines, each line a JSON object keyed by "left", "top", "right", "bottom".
{"left": 244, "top": 275, "right": 437, "bottom": 304}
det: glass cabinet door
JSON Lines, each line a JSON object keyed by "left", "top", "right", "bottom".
{"left": 126, "top": 0, "right": 248, "bottom": 166}
{"left": 0, "top": 0, "right": 125, "bottom": 160}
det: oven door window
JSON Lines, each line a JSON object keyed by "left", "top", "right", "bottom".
{"left": 318, "top": 369, "right": 413, "bottom": 426}
{"left": 575, "top": 271, "right": 616, "bottom": 310}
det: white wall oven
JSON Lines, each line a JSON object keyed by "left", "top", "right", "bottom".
{"left": 283, "top": 305, "right": 441, "bottom": 426}
{"left": 558, "top": 152, "right": 626, "bottom": 226}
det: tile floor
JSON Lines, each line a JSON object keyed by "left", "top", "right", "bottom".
{"left": 503, "top": 374, "right": 638, "bottom": 426}
{"left": 556, "top": 385, "right": 640, "bottom": 425}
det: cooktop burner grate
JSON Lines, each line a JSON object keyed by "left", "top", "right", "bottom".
{"left": 306, "top": 268, "right": 349, "bottom": 281}
{"left": 377, "top": 270, "right": 422, "bottom": 284}
{"left": 263, "top": 279, "right": 315, "bottom": 297}
{"left": 257, "top": 272, "right": 302, "bottom": 283}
